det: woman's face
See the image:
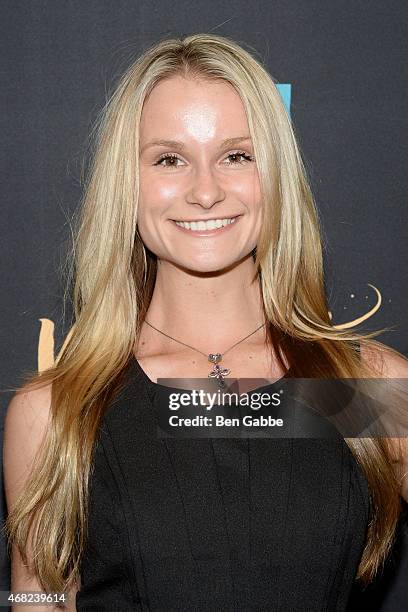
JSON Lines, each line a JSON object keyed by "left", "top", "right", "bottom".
{"left": 137, "top": 75, "right": 262, "bottom": 273}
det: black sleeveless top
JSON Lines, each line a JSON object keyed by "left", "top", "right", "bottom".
{"left": 76, "top": 358, "right": 371, "bottom": 611}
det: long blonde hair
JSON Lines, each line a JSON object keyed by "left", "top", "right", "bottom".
{"left": 3, "top": 32, "right": 407, "bottom": 592}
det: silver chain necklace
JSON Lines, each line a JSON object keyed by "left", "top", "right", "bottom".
{"left": 144, "top": 319, "right": 266, "bottom": 388}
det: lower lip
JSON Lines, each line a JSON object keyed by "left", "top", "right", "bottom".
{"left": 171, "top": 216, "right": 242, "bottom": 236}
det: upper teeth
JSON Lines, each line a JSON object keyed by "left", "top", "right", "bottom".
{"left": 174, "top": 217, "right": 237, "bottom": 231}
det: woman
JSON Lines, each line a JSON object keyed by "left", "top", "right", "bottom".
{"left": 3, "top": 33, "right": 408, "bottom": 611}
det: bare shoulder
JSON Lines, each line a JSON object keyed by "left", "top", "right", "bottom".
{"left": 359, "top": 340, "right": 408, "bottom": 378}
{"left": 5, "top": 383, "right": 57, "bottom": 609}
{"left": 359, "top": 341, "right": 408, "bottom": 501}
{"left": 4, "top": 379, "right": 53, "bottom": 434}
{"left": 4, "top": 382, "right": 80, "bottom": 609}
{"left": 3, "top": 381, "right": 53, "bottom": 502}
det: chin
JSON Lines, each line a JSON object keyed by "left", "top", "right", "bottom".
{"left": 175, "top": 255, "right": 239, "bottom": 275}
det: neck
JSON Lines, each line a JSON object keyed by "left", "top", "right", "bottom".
{"left": 139, "top": 254, "right": 267, "bottom": 355}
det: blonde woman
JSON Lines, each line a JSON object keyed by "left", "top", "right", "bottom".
{"left": 3, "top": 33, "right": 408, "bottom": 611}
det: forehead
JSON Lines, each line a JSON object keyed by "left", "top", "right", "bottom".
{"left": 139, "top": 76, "right": 250, "bottom": 141}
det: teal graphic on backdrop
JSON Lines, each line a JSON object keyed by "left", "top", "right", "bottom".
{"left": 277, "top": 84, "right": 291, "bottom": 116}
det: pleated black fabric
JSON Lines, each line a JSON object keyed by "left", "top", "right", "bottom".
{"left": 76, "top": 358, "right": 371, "bottom": 611}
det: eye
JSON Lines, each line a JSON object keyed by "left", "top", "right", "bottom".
{"left": 153, "top": 150, "right": 255, "bottom": 169}
{"left": 224, "top": 151, "right": 254, "bottom": 165}
{"left": 153, "top": 153, "right": 184, "bottom": 169}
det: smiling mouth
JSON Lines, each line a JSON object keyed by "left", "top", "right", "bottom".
{"left": 172, "top": 215, "right": 241, "bottom": 231}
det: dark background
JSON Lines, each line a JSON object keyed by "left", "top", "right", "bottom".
{"left": 1, "top": 1, "right": 407, "bottom": 608}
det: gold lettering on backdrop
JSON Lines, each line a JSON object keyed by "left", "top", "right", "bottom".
{"left": 330, "top": 284, "right": 382, "bottom": 329}
{"left": 38, "top": 318, "right": 54, "bottom": 372}
{"left": 36, "top": 286, "right": 383, "bottom": 371}
{"left": 38, "top": 319, "right": 74, "bottom": 372}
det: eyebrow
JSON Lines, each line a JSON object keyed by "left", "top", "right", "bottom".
{"left": 140, "top": 136, "right": 252, "bottom": 153}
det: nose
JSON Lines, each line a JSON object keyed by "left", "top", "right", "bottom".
{"left": 186, "top": 165, "right": 226, "bottom": 209}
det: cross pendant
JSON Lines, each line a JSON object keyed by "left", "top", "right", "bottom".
{"left": 208, "top": 353, "right": 231, "bottom": 388}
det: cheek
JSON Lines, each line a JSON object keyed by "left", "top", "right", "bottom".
{"left": 139, "top": 178, "right": 176, "bottom": 215}
{"left": 140, "top": 169, "right": 181, "bottom": 202}
{"left": 137, "top": 180, "right": 179, "bottom": 245}
{"left": 156, "top": 184, "right": 180, "bottom": 203}
{"left": 230, "top": 171, "right": 261, "bottom": 205}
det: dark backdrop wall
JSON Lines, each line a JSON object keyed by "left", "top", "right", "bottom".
{"left": 1, "top": 2, "right": 407, "bottom": 608}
